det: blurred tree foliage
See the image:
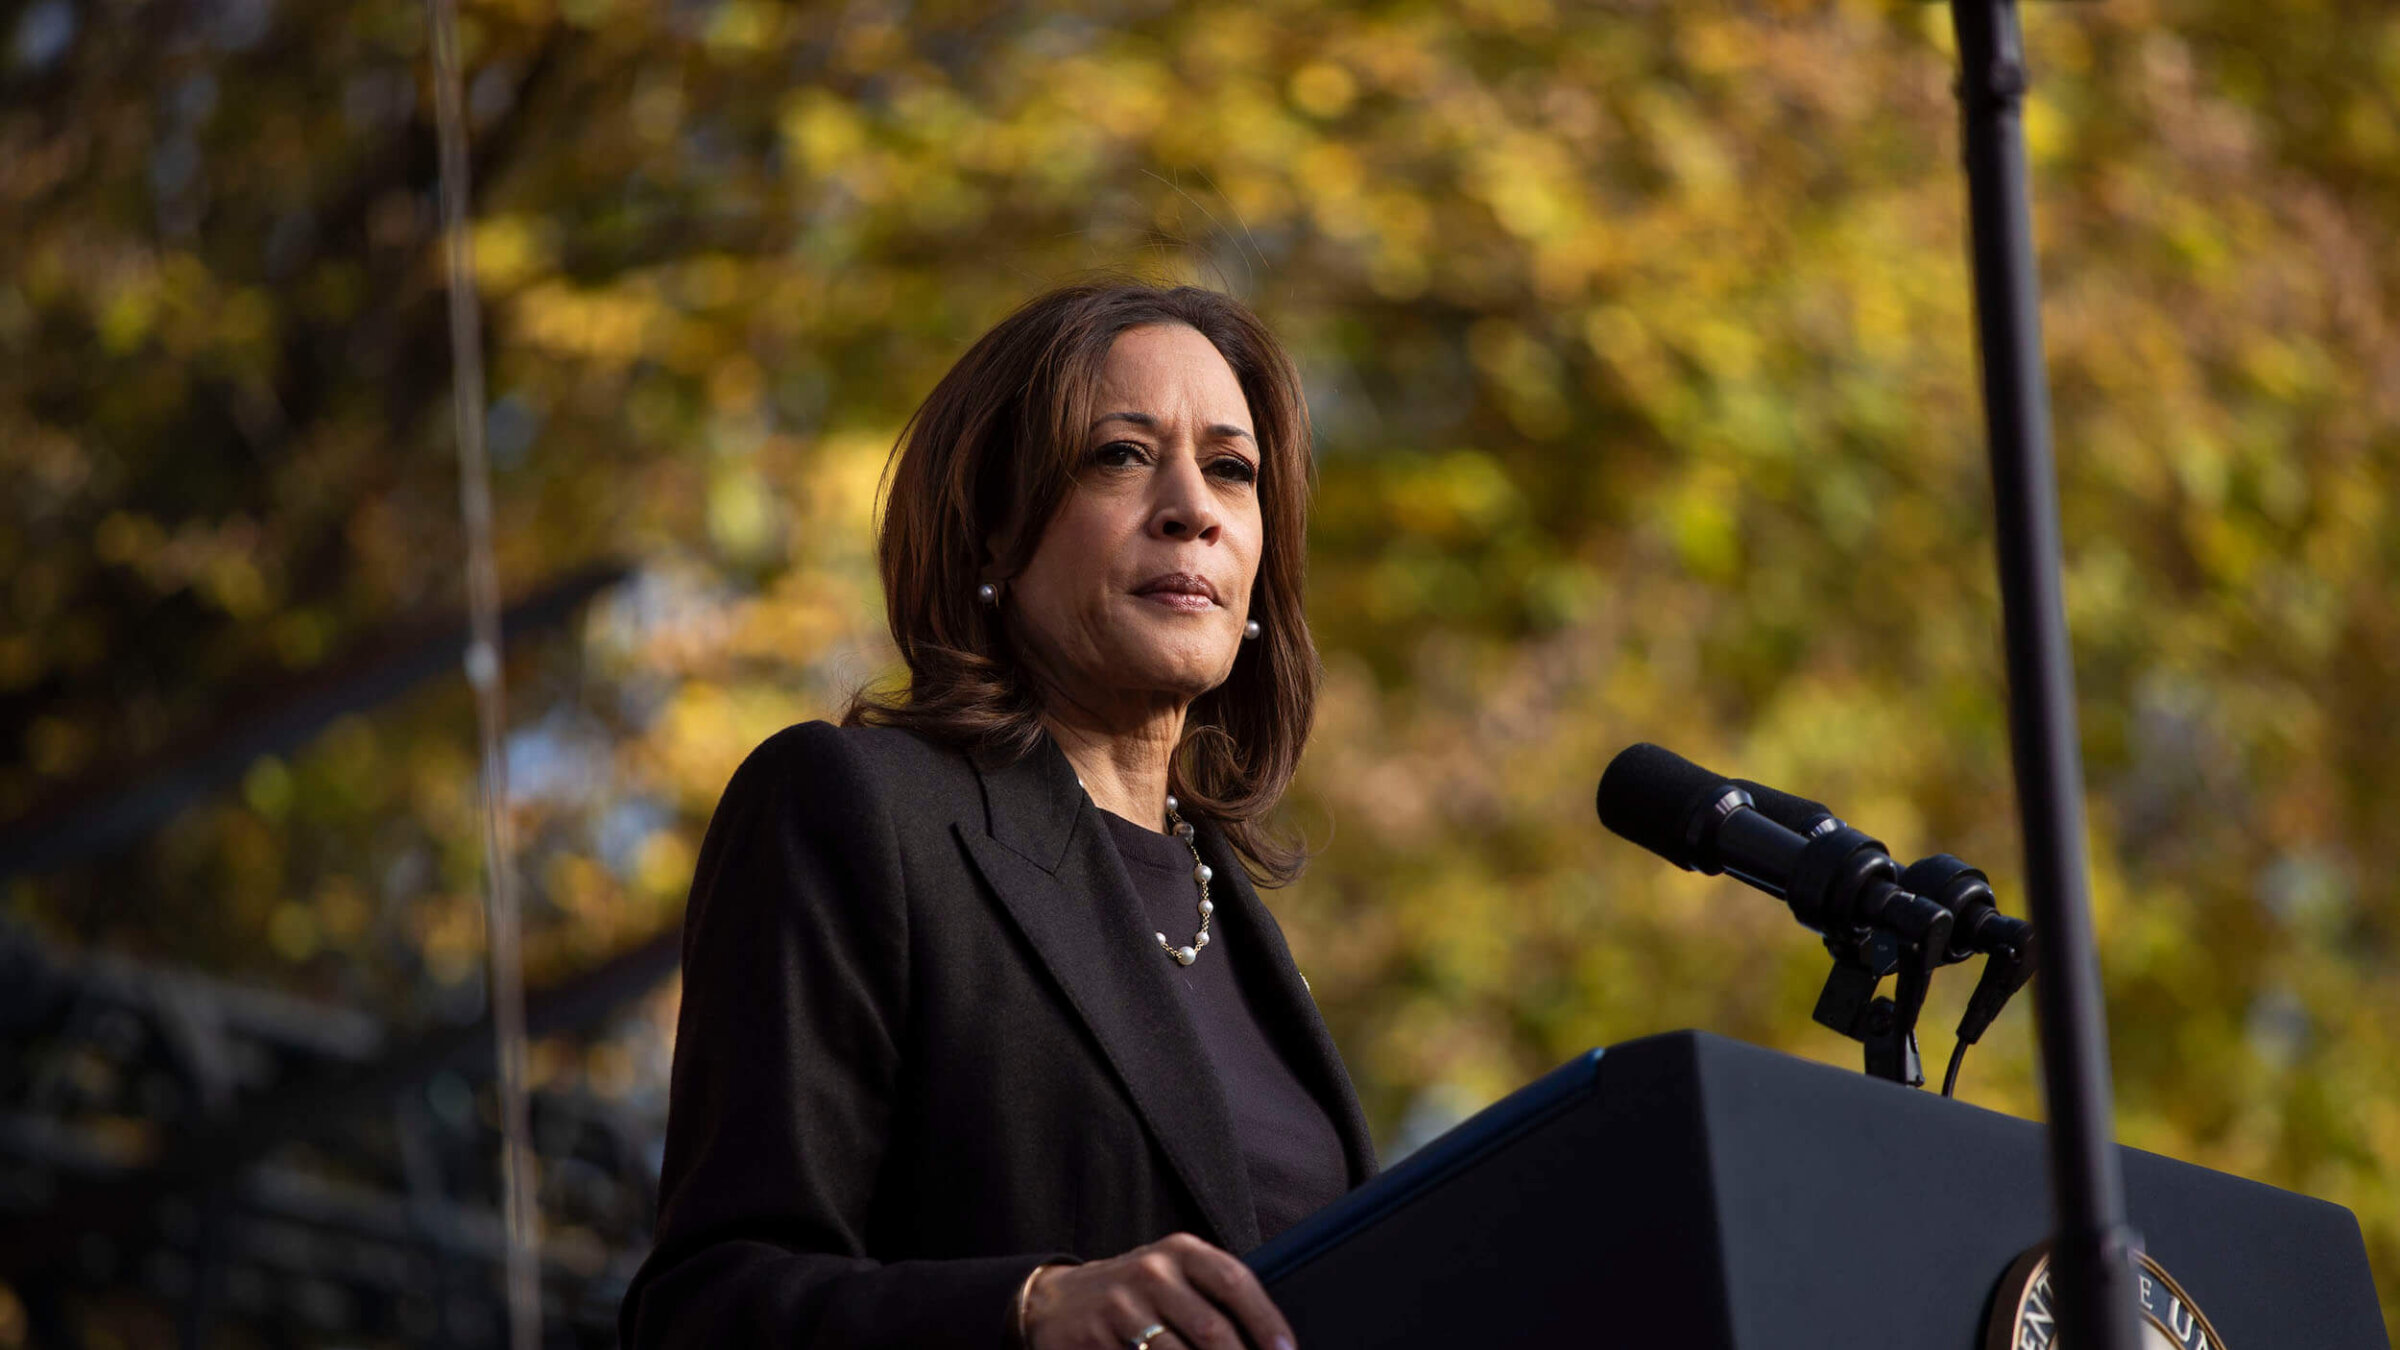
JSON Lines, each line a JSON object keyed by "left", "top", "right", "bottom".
{"left": 3, "top": 0, "right": 2394, "bottom": 1328}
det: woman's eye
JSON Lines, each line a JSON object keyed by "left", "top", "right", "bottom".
{"left": 1094, "top": 441, "right": 1147, "bottom": 467}
{"left": 1210, "top": 457, "right": 1258, "bottom": 484}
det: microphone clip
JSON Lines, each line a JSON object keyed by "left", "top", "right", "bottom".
{"left": 1810, "top": 924, "right": 1936, "bottom": 1088}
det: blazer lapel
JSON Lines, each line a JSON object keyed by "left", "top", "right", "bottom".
{"left": 1194, "top": 824, "right": 1382, "bottom": 1189}
{"left": 956, "top": 737, "right": 1261, "bottom": 1251}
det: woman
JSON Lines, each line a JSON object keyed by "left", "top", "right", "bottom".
{"left": 618, "top": 282, "right": 1377, "bottom": 1350}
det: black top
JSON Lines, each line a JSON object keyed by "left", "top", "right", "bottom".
{"left": 1097, "top": 808, "right": 1351, "bottom": 1243}
{"left": 619, "top": 722, "right": 1378, "bottom": 1350}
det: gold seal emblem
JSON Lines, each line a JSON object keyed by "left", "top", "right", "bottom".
{"left": 1987, "top": 1245, "right": 2227, "bottom": 1350}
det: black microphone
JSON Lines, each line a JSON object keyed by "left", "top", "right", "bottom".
{"left": 1899, "top": 854, "right": 2033, "bottom": 962}
{"left": 1732, "top": 780, "right": 2035, "bottom": 967}
{"left": 1597, "top": 745, "right": 1953, "bottom": 951}
{"left": 1733, "top": 778, "right": 1841, "bottom": 839}
{"left": 1703, "top": 775, "right": 2041, "bottom": 1095}
{"left": 1596, "top": 744, "right": 1796, "bottom": 891}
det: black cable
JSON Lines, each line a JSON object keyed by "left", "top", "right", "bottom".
{"left": 1942, "top": 1036, "right": 1970, "bottom": 1098}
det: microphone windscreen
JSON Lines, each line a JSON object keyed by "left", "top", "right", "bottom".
{"left": 1597, "top": 743, "right": 1736, "bottom": 869}
{"left": 1734, "top": 778, "right": 1838, "bottom": 835}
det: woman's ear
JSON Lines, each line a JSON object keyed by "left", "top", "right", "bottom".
{"left": 981, "top": 514, "right": 1028, "bottom": 579}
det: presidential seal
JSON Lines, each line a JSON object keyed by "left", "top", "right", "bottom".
{"left": 1986, "top": 1245, "right": 2227, "bottom": 1350}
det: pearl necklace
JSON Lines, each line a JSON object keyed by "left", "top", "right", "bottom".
{"left": 1154, "top": 794, "right": 1214, "bottom": 966}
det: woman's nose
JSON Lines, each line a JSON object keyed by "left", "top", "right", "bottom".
{"left": 1149, "top": 451, "right": 1221, "bottom": 541}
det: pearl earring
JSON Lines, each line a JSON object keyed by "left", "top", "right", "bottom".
{"left": 1243, "top": 618, "right": 1261, "bottom": 641}
{"left": 977, "top": 582, "right": 1000, "bottom": 607}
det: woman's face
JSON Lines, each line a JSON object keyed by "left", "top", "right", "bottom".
{"left": 1006, "top": 322, "right": 1264, "bottom": 722}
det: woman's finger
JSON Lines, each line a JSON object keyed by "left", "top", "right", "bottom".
{"left": 1165, "top": 1236, "right": 1294, "bottom": 1350}
{"left": 1140, "top": 1276, "right": 1245, "bottom": 1350}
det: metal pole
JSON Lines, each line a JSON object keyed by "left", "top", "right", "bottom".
{"left": 1946, "top": 2, "right": 2143, "bottom": 1346}
{"left": 426, "top": 1, "right": 542, "bottom": 1346}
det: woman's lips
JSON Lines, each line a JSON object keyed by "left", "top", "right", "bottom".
{"left": 1135, "top": 590, "right": 1215, "bottom": 613}
{"left": 1133, "top": 572, "right": 1218, "bottom": 612}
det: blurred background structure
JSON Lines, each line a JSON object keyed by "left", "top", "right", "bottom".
{"left": 3, "top": 0, "right": 2395, "bottom": 1343}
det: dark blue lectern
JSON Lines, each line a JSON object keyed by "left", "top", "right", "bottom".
{"left": 1248, "top": 1032, "right": 2388, "bottom": 1348}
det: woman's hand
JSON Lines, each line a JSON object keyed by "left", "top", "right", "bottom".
{"left": 1022, "top": 1233, "right": 1296, "bottom": 1350}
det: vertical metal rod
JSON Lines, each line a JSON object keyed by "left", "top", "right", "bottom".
{"left": 425, "top": 2, "right": 543, "bottom": 1346}
{"left": 1946, "top": 2, "right": 2142, "bottom": 1347}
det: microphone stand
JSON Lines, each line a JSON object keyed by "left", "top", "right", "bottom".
{"left": 1809, "top": 925, "right": 1933, "bottom": 1087}
{"left": 1946, "top": 1, "right": 2142, "bottom": 1346}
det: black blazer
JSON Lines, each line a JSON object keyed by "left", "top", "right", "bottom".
{"left": 618, "top": 720, "right": 1378, "bottom": 1350}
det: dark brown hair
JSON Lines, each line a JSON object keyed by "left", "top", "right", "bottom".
{"left": 843, "top": 280, "right": 1318, "bottom": 885}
